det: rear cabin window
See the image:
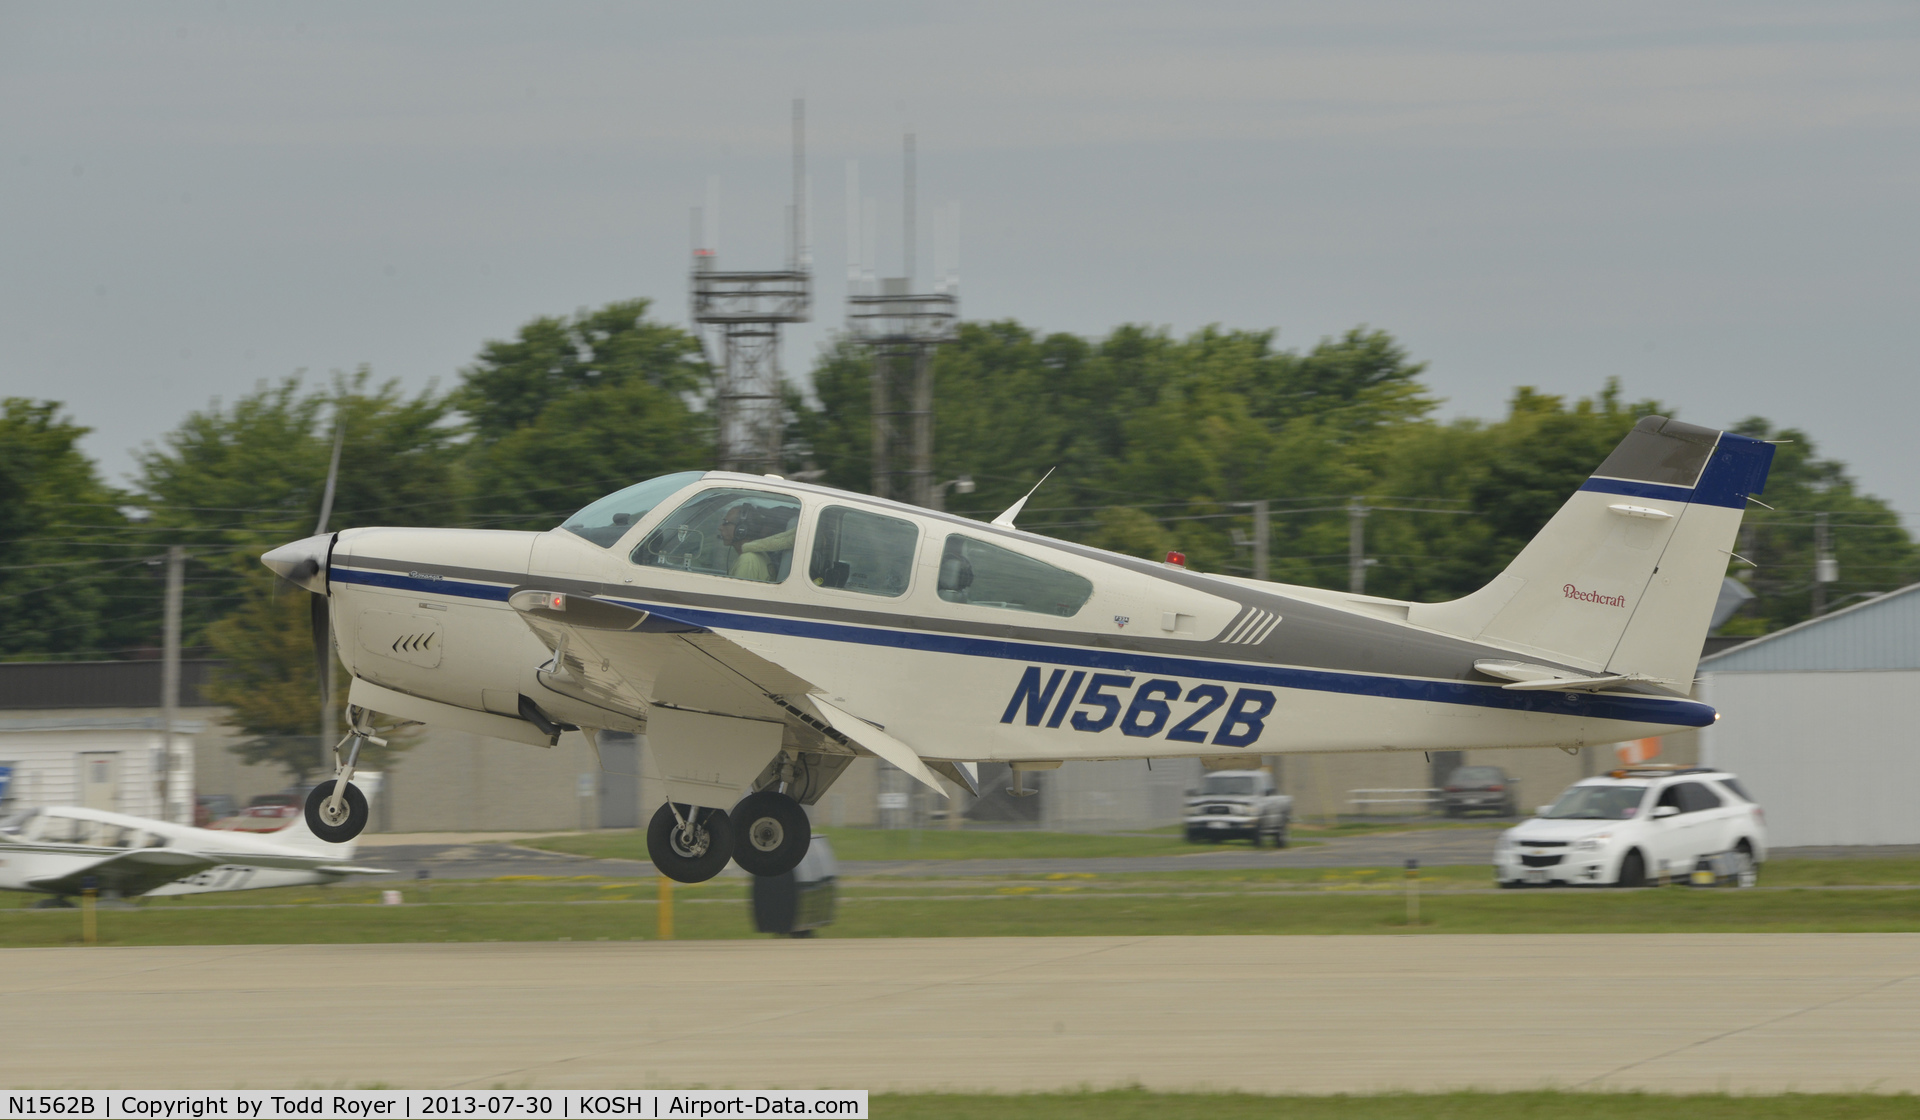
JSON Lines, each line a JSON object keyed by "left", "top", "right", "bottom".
{"left": 560, "top": 471, "right": 704, "bottom": 547}
{"left": 937, "top": 535, "right": 1093, "bottom": 618}
{"left": 809, "top": 506, "right": 918, "bottom": 597}
{"left": 1717, "top": 777, "right": 1752, "bottom": 802}
{"left": 632, "top": 488, "right": 802, "bottom": 584}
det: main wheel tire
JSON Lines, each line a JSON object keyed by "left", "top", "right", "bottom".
{"left": 1274, "top": 820, "right": 1291, "bottom": 849}
{"left": 1733, "top": 842, "right": 1759, "bottom": 888}
{"left": 647, "top": 802, "right": 734, "bottom": 884}
{"left": 1616, "top": 849, "right": 1648, "bottom": 889}
{"left": 1250, "top": 823, "right": 1267, "bottom": 849}
{"left": 731, "top": 790, "right": 811, "bottom": 877}
{"left": 304, "top": 779, "right": 369, "bottom": 843}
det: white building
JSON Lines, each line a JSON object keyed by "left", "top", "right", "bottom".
{"left": 1698, "top": 583, "right": 1920, "bottom": 847}
{"left": 0, "top": 660, "right": 216, "bottom": 822}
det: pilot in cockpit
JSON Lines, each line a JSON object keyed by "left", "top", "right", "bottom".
{"left": 718, "top": 503, "right": 797, "bottom": 582}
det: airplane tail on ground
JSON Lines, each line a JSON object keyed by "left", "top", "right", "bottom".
{"left": 1408, "top": 417, "right": 1774, "bottom": 693}
{"left": 265, "top": 772, "right": 383, "bottom": 856}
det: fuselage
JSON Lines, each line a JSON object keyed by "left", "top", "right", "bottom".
{"left": 318, "top": 472, "right": 1713, "bottom": 764}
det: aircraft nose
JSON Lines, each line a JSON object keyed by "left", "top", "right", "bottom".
{"left": 262, "top": 533, "right": 332, "bottom": 593}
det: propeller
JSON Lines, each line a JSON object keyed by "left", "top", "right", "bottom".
{"left": 262, "top": 422, "right": 345, "bottom": 741}
{"left": 310, "top": 422, "right": 345, "bottom": 704}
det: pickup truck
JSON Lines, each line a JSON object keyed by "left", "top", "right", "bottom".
{"left": 1184, "top": 769, "right": 1294, "bottom": 848}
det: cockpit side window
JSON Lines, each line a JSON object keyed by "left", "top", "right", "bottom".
{"left": 632, "top": 488, "right": 802, "bottom": 584}
{"left": 808, "top": 506, "right": 918, "bottom": 597}
{"left": 937, "top": 535, "right": 1093, "bottom": 617}
{"left": 560, "top": 471, "right": 705, "bottom": 548}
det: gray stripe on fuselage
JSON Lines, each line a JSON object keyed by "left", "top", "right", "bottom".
{"left": 338, "top": 544, "right": 1605, "bottom": 690}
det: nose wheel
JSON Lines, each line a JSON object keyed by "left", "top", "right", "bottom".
{"left": 305, "top": 724, "right": 381, "bottom": 843}
{"left": 646, "top": 802, "right": 734, "bottom": 883}
{"left": 304, "top": 778, "right": 368, "bottom": 843}
{"left": 730, "top": 790, "right": 811, "bottom": 877}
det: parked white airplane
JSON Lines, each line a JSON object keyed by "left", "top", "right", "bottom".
{"left": 0, "top": 800, "right": 391, "bottom": 906}
{"left": 263, "top": 416, "right": 1773, "bottom": 884}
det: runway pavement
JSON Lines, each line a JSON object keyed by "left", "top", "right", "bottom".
{"left": 4, "top": 934, "right": 1916, "bottom": 1093}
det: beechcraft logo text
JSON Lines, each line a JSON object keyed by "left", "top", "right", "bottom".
{"left": 1564, "top": 584, "right": 1626, "bottom": 607}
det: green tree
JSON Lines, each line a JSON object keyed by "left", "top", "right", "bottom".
{"left": 456, "top": 299, "right": 713, "bottom": 529}
{"left": 1718, "top": 419, "right": 1918, "bottom": 633}
{"left": 133, "top": 370, "right": 463, "bottom": 641}
{"left": 0, "top": 400, "right": 140, "bottom": 659}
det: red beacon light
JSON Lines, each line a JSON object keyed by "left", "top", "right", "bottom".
{"left": 1165, "top": 551, "right": 1187, "bottom": 567}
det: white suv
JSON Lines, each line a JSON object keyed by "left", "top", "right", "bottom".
{"left": 1494, "top": 766, "right": 1766, "bottom": 888}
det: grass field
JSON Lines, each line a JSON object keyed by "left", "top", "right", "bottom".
{"left": 522, "top": 821, "right": 1517, "bottom": 861}
{"left": 4, "top": 861, "right": 1919, "bottom": 947}
{"left": 871, "top": 1089, "right": 1920, "bottom": 1118}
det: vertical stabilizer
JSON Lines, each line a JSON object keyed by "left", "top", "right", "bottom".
{"left": 1408, "top": 417, "right": 1773, "bottom": 691}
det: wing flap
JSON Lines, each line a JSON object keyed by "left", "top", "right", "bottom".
{"left": 807, "top": 698, "right": 949, "bottom": 798}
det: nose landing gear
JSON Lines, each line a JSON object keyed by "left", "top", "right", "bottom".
{"left": 304, "top": 717, "right": 384, "bottom": 843}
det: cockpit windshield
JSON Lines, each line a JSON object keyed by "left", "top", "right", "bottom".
{"left": 560, "top": 472, "right": 705, "bottom": 547}
{"left": 1541, "top": 784, "right": 1647, "bottom": 820}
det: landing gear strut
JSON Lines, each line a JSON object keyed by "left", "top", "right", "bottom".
{"left": 730, "top": 789, "right": 810, "bottom": 877}
{"left": 304, "top": 721, "right": 380, "bottom": 843}
{"left": 647, "top": 802, "right": 734, "bottom": 883}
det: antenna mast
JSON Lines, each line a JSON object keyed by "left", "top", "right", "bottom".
{"left": 849, "top": 130, "right": 957, "bottom": 508}
{"left": 691, "top": 101, "right": 811, "bottom": 475}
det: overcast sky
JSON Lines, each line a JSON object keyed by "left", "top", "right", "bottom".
{"left": 4, "top": 2, "right": 1916, "bottom": 522}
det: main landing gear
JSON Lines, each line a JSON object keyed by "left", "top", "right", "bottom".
{"left": 647, "top": 802, "right": 734, "bottom": 883}
{"left": 730, "top": 789, "right": 810, "bottom": 878}
{"left": 644, "top": 789, "right": 812, "bottom": 883}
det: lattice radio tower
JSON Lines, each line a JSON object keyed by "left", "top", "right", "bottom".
{"left": 691, "top": 100, "right": 811, "bottom": 474}
{"left": 847, "top": 133, "right": 959, "bottom": 508}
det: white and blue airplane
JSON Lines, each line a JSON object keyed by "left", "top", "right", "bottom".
{"left": 0, "top": 798, "right": 390, "bottom": 906}
{"left": 264, "top": 415, "right": 1773, "bottom": 883}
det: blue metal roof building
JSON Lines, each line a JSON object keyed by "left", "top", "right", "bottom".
{"left": 1700, "top": 583, "right": 1920, "bottom": 673}
{"left": 1698, "top": 582, "right": 1920, "bottom": 847}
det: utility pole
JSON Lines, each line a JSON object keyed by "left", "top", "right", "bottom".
{"left": 1812, "top": 511, "right": 1837, "bottom": 616}
{"left": 160, "top": 546, "right": 184, "bottom": 823}
{"left": 1231, "top": 500, "right": 1271, "bottom": 581}
{"left": 1347, "top": 498, "right": 1369, "bottom": 594}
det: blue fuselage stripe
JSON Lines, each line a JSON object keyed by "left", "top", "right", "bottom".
{"left": 331, "top": 565, "right": 1716, "bottom": 729}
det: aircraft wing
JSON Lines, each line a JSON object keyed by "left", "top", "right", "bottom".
{"left": 507, "top": 590, "right": 949, "bottom": 794}
{"left": 26, "top": 848, "right": 218, "bottom": 898}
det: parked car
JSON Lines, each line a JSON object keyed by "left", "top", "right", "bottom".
{"left": 1441, "top": 766, "right": 1517, "bottom": 817}
{"left": 1494, "top": 766, "right": 1766, "bottom": 888}
{"left": 1184, "top": 769, "right": 1294, "bottom": 847}
{"left": 194, "top": 794, "right": 237, "bottom": 828}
